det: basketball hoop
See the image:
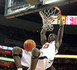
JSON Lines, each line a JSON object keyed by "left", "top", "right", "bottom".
{"left": 39, "top": 6, "right": 61, "bottom": 31}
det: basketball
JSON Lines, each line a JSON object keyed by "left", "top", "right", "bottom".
{"left": 24, "top": 39, "right": 36, "bottom": 52}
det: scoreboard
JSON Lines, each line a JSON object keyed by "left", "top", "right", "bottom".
{"left": 66, "top": 16, "right": 77, "bottom": 25}
{"left": 58, "top": 15, "right": 77, "bottom": 25}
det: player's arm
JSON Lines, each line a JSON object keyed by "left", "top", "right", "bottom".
{"left": 29, "top": 48, "right": 40, "bottom": 70}
{"left": 55, "top": 15, "right": 64, "bottom": 50}
{"left": 12, "top": 47, "right": 22, "bottom": 70}
{"left": 40, "top": 26, "right": 47, "bottom": 45}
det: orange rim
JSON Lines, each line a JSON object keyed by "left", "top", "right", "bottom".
{"left": 54, "top": 6, "right": 61, "bottom": 15}
{"left": 39, "top": 6, "right": 61, "bottom": 20}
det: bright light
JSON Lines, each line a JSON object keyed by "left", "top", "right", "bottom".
{"left": 0, "top": 55, "right": 77, "bottom": 63}
{"left": 55, "top": 55, "right": 77, "bottom": 59}
{"left": 43, "top": 0, "right": 59, "bottom": 4}
{"left": 0, "top": 57, "right": 14, "bottom": 62}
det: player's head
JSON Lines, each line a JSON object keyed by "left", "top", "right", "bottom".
{"left": 24, "top": 39, "right": 36, "bottom": 52}
{"left": 48, "top": 33, "right": 57, "bottom": 42}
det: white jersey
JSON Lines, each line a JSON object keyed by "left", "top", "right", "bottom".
{"left": 21, "top": 41, "right": 58, "bottom": 70}
{"left": 21, "top": 49, "right": 32, "bottom": 67}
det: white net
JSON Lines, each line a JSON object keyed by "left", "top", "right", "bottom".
{"left": 42, "top": 16, "right": 55, "bottom": 31}
{"left": 39, "top": 6, "right": 61, "bottom": 31}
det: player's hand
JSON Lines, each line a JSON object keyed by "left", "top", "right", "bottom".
{"left": 59, "top": 15, "right": 63, "bottom": 26}
{"left": 60, "top": 15, "right": 62, "bottom": 19}
{"left": 58, "top": 14, "right": 62, "bottom": 20}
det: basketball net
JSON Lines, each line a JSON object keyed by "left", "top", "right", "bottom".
{"left": 39, "top": 6, "right": 61, "bottom": 31}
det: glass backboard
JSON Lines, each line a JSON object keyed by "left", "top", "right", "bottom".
{"left": 4, "top": 0, "right": 37, "bottom": 19}
{"left": 4, "top": 0, "right": 77, "bottom": 19}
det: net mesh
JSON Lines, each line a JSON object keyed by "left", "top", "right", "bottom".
{"left": 39, "top": 6, "right": 61, "bottom": 31}
{"left": 42, "top": 16, "right": 54, "bottom": 31}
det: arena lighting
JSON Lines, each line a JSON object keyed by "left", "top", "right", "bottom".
{"left": 0, "top": 45, "right": 13, "bottom": 51}
{"left": 0, "top": 57, "right": 14, "bottom": 62}
{"left": 44, "top": 0, "right": 60, "bottom": 4}
{"left": 55, "top": 55, "right": 77, "bottom": 59}
{"left": 5, "top": 51, "right": 11, "bottom": 54}
{"left": 0, "top": 55, "right": 77, "bottom": 62}
{"left": 4, "top": 62, "right": 10, "bottom": 66}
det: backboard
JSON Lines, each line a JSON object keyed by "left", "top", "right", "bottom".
{"left": 4, "top": 0, "right": 77, "bottom": 19}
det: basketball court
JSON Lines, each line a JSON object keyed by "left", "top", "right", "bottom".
{"left": 0, "top": 0, "right": 77, "bottom": 70}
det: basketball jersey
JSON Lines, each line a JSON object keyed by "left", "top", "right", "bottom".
{"left": 36, "top": 41, "right": 58, "bottom": 70}
{"left": 21, "top": 49, "right": 32, "bottom": 67}
{"left": 21, "top": 41, "right": 58, "bottom": 70}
